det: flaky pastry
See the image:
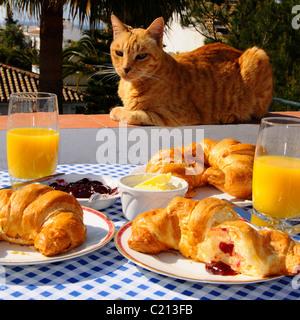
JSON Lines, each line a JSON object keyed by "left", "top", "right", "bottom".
{"left": 146, "top": 143, "right": 206, "bottom": 197}
{"left": 0, "top": 184, "right": 86, "bottom": 256}
{"left": 146, "top": 138, "right": 255, "bottom": 199}
{"left": 128, "top": 197, "right": 300, "bottom": 277}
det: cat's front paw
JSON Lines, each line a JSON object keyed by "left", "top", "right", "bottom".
{"left": 110, "top": 107, "right": 123, "bottom": 122}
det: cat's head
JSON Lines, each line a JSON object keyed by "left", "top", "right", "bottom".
{"left": 110, "top": 15, "right": 164, "bottom": 82}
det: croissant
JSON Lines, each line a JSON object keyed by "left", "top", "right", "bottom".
{"left": 0, "top": 184, "right": 86, "bottom": 256}
{"left": 201, "top": 138, "right": 255, "bottom": 199}
{"left": 146, "top": 138, "right": 255, "bottom": 199}
{"left": 146, "top": 143, "right": 207, "bottom": 197}
{"left": 128, "top": 197, "right": 300, "bottom": 277}
{"left": 129, "top": 196, "right": 239, "bottom": 255}
{"left": 197, "top": 220, "right": 300, "bottom": 277}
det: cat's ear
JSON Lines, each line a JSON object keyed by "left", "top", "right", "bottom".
{"left": 147, "top": 17, "right": 164, "bottom": 46}
{"left": 111, "top": 14, "right": 128, "bottom": 38}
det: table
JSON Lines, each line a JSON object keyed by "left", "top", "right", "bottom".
{"left": 0, "top": 163, "right": 299, "bottom": 301}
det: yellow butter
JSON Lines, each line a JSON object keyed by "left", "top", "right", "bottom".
{"left": 133, "top": 173, "right": 177, "bottom": 191}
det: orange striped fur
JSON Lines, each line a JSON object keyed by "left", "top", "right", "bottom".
{"left": 110, "top": 15, "right": 273, "bottom": 126}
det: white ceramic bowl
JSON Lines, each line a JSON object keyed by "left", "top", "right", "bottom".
{"left": 118, "top": 173, "right": 188, "bottom": 220}
{"left": 44, "top": 174, "right": 120, "bottom": 210}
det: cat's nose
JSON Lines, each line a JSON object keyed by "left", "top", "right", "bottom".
{"left": 123, "top": 67, "right": 131, "bottom": 74}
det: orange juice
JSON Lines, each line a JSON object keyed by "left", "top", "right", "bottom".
{"left": 252, "top": 155, "right": 300, "bottom": 219}
{"left": 7, "top": 127, "right": 59, "bottom": 179}
{"left": 250, "top": 214, "right": 272, "bottom": 228}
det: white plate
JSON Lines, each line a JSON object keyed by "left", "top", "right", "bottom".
{"left": 115, "top": 221, "right": 282, "bottom": 284}
{"left": 0, "top": 207, "right": 115, "bottom": 265}
{"left": 44, "top": 173, "right": 120, "bottom": 210}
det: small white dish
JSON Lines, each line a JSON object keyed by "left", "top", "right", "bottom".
{"left": 118, "top": 173, "right": 188, "bottom": 220}
{"left": 44, "top": 174, "right": 120, "bottom": 210}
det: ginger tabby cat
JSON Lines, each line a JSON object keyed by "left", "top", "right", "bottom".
{"left": 110, "top": 15, "right": 273, "bottom": 127}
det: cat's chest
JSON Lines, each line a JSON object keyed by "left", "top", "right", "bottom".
{"left": 119, "top": 80, "right": 155, "bottom": 103}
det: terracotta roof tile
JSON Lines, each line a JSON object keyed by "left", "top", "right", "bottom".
{"left": 0, "top": 62, "right": 85, "bottom": 103}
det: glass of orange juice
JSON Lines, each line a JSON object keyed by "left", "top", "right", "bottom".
{"left": 252, "top": 117, "right": 300, "bottom": 235}
{"left": 7, "top": 92, "right": 59, "bottom": 185}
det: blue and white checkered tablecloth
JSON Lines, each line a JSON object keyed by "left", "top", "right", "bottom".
{"left": 0, "top": 163, "right": 299, "bottom": 301}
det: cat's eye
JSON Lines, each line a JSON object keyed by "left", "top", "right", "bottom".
{"left": 136, "top": 54, "right": 148, "bottom": 60}
{"left": 116, "top": 51, "right": 124, "bottom": 57}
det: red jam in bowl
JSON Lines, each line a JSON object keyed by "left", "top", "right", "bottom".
{"left": 49, "top": 178, "right": 118, "bottom": 198}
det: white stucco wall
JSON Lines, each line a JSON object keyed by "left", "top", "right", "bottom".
{"left": 0, "top": 124, "right": 260, "bottom": 171}
{"left": 163, "top": 15, "right": 205, "bottom": 54}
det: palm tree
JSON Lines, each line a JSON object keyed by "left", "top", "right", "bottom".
{"left": 0, "top": 0, "right": 14, "bottom": 24}
{"left": 63, "top": 29, "right": 121, "bottom": 114}
{"left": 39, "top": 1, "right": 64, "bottom": 113}
{"left": 14, "top": 0, "right": 66, "bottom": 112}
{"left": 67, "top": 0, "right": 187, "bottom": 28}
{"left": 63, "top": 30, "right": 103, "bottom": 83}
{"left": 9, "top": 0, "right": 187, "bottom": 113}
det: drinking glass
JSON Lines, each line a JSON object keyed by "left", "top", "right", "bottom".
{"left": 7, "top": 92, "right": 59, "bottom": 185}
{"left": 252, "top": 117, "right": 300, "bottom": 235}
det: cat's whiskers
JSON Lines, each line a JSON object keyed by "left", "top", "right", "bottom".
{"left": 92, "top": 58, "right": 171, "bottom": 85}
{"left": 91, "top": 64, "right": 120, "bottom": 82}
{"left": 133, "top": 70, "right": 171, "bottom": 86}
{"left": 101, "top": 73, "right": 120, "bottom": 82}
{"left": 91, "top": 64, "right": 178, "bottom": 88}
